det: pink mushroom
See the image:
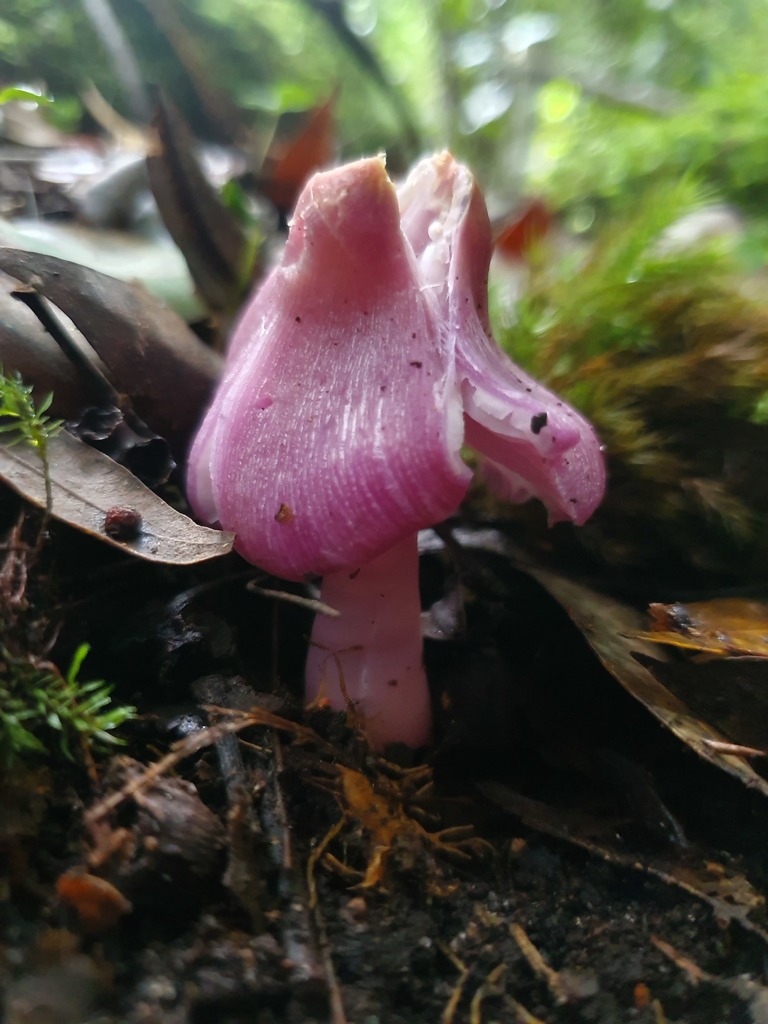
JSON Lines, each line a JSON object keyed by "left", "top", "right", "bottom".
{"left": 187, "top": 153, "right": 605, "bottom": 750}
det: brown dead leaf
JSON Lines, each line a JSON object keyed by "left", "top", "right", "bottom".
{"left": 261, "top": 92, "right": 338, "bottom": 214}
{"left": 515, "top": 558, "right": 768, "bottom": 798}
{"left": 635, "top": 598, "right": 768, "bottom": 658}
{"left": 0, "top": 248, "right": 221, "bottom": 450}
{"left": 146, "top": 93, "right": 252, "bottom": 315}
{"left": 651, "top": 657, "right": 768, "bottom": 754}
{"left": 0, "top": 431, "right": 233, "bottom": 564}
{"left": 493, "top": 198, "right": 554, "bottom": 262}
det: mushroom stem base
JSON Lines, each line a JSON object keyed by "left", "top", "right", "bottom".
{"left": 305, "top": 532, "right": 430, "bottom": 750}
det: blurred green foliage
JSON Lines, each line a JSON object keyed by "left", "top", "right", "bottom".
{"left": 496, "top": 180, "right": 768, "bottom": 584}
{"left": 4, "top": 0, "right": 768, "bottom": 214}
{"left": 536, "top": 71, "right": 768, "bottom": 216}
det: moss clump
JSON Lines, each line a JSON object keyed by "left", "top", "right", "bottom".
{"left": 497, "top": 185, "right": 768, "bottom": 586}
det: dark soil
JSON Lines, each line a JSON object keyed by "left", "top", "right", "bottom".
{"left": 2, "top": 508, "right": 768, "bottom": 1024}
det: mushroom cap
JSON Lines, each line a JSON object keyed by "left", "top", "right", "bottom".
{"left": 187, "top": 156, "right": 470, "bottom": 580}
{"left": 188, "top": 153, "right": 606, "bottom": 581}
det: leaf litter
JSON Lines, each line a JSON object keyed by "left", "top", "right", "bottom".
{"left": 0, "top": 247, "right": 221, "bottom": 450}
{"left": 0, "top": 430, "right": 233, "bottom": 564}
{"left": 635, "top": 597, "right": 768, "bottom": 659}
{"left": 517, "top": 555, "right": 768, "bottom": 797}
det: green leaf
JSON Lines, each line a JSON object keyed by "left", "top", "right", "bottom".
{"left": 66, "top": 643, "right": 91, "bottom": 686}
{"left": 0, "top": 87, "right": 53, "bottom": 106}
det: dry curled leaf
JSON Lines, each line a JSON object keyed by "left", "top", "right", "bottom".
{"left": 146, "top": 93, "right": 251, "bottom": 315}
{"left": 635, "top": 598, "right": 768, "bottom": 658}
{"left": 0, "top": 431, "right": 233, "bottom": 564}
{"left": 261, "top": 92, "right": 338, "bottom": 214}
{"left": 0, "top": 248, "right": 221, "bottom": 451}
{"left": 516, "top": 558, "right": 768, "bottom": 798}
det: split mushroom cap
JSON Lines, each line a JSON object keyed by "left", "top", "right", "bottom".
{"left": 188, "top": 155, "right": 470, "bottom": 581}
{"left": 188, "top": 153, "right": 605, "bottom": 580}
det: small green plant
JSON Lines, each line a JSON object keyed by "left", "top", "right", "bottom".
{"left": 0, "top": 642, "right": 136, "bottom": 768}
{"left": 0, "top": 372, "right": 136, "bottom": 766}
{"left": 0, "top": 367, "right": 63, "bottom": 514}
{"left": 0, "top": 86, "right": 53, "bottom": 107}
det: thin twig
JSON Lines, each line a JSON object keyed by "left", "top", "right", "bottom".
{"left": 506, "top": 997, "right": 547, "bottom": 1024}
{"left": 307, "top": 817, "right": 346, "bottom": 910}
{"left": 701, "top": 738, "right": 766, "bottom": 758}
{"left": 247, "top": 580, "right": 340, "bottom": 617}
{"left": 469, "top": 963, "right": 507, "bottom": 1024}
{"left": 510, "top": 922, "right": 569, "bottom": 1005}
{"left": 84, "top": 705, "right": 331, "bottom": 825}
{"left": 438, "top": 943, "right": 469, "bottom": 1024}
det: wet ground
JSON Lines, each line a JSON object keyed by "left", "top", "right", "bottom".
{"left": 2, "top": 513, "right": 768, "bottom": 1024}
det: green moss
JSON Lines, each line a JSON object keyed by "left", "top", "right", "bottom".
{"left": 495, "top": 185, "right": 768, "bottom": 584}
{"left": 0, "top": 643, "right": 136, "bottom": 768}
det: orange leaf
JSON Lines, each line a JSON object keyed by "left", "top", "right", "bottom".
{"left": 635, "top": 598, "right": 768, "bottom": 658}
{"left": 493, "top": 198, "right": 553, "bottom": 262}
{"left": 262, "top": 93, "right": 338, "bottom": 213}
{"left": 56, "top": 870, "right": 132, "bottom": 933}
